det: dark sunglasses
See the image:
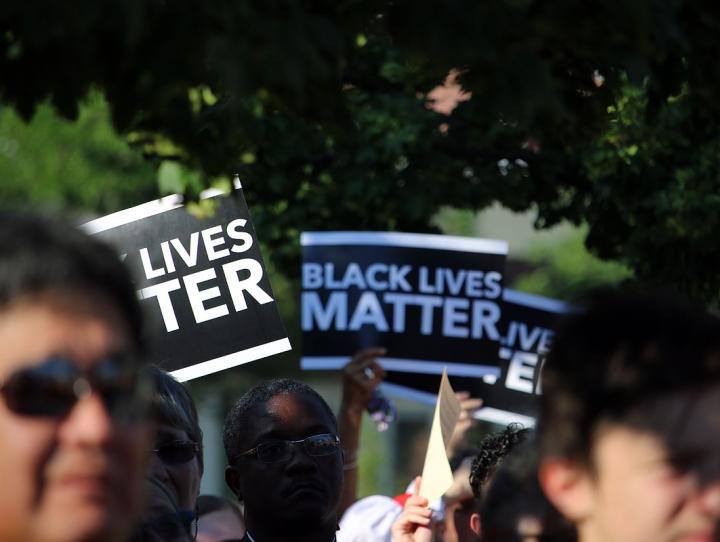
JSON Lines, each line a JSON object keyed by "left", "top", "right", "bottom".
{"left": 0, "top": 355, "right": 148, "bottom": 421}
{"left": 234, "top": 433, "right": 340, "bottom": 464}
{"left": 153, "top": 440, "right": 200, "bottom": 465}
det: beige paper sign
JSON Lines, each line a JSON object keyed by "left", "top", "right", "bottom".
{"left": 419, "top": 369, "right": 462, "bottom": 502}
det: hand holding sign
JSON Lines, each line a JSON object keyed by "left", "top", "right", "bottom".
{"left": 446, "top": 391, "right": 483, "bottom": 460}
{"left": 341, "top": 347, "right": 387, "bottom": 412}
{"left": 390, "top": 477, "right": 433, "bottom": 542}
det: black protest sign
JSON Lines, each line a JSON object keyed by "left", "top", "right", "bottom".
{"left": 301, "top": 231, "right": 508, "bottom": 380}
{"left": 381, "top": 289, "right": 579, "bottom": 426}
{"left": 82, "top": 188, "right": 291, "bottom": 381}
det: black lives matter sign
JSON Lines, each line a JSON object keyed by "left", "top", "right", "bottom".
{"left": 382, "top": 289, "right": 579, "bottom": 426}
{"left": 301, "top": 232, "right": 508, "bottom": 380}
{"left": 81, "top": 188, "right": 290, "bottom": 381}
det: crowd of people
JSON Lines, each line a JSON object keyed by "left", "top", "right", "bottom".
{"left": 1, "top": 210, "right": 719, "bottom": 542}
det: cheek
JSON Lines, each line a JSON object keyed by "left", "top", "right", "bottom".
{"left": 324, "top": 457, "right": 343, "bottom": 497}
{"left": 169, "top": 459, "right": 202, "bottom": 511}
{"left": 0, "top": 411, "right": 56, "bottom": 534}
{"left": 115, "top": 423, "right": 153, "bottom": 515}
{"left": 596, "top": 470, "right": 690, "bottom": 536}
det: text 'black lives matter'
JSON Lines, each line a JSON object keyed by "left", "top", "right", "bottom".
{"left": 300, "top": 231, "right": 508, "bottom": 381}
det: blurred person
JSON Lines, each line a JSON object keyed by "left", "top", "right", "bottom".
{"left": 224, "top": 378, "right": 343, "bottom": 542}
{"left": 337, "top": 495, "right": 403, "bottom": 542}
{"left": 537, "top": 288, "right": 720, "bottom": 542}
{"left": 196, "top": 494, "right": 245, "bottom": 542}
{"left": 480, "top": 437, "right": 575, "bottom": 542}
{"left": 132, "top": 366, "right": 203, "bottom": 541}
{"left": 0, "top": 210, "right": 153, "bottom": 542}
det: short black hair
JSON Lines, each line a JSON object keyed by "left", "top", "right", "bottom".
{"left": 469, "top": 423, "right": 530, "bottom": 501}
{"left": 144, "top": 365, "right": 203, "bottom": 473}
{"left": 0, "top": 210, "right": 143, "bottom": 349}
{"left": 223, "top": 378, "right": 337, "bottom": 463}
{"left": 537, "top": 287, "right": 720, "bottom": 464}
{"left": 481, "top": 437, "right": 576, "bottom": 542}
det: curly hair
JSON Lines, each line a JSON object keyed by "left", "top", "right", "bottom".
{"left": 469, "top": 423, "right": 530, "bottom": 500}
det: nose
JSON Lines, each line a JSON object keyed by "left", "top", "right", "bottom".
{"left": 285, "top": 441, "right": 317, "bottom": 472}
{"left": 147, "top": 450, "right": 170, "bottom": 481}
{"left": 58, "top": 390, "right": 114, "bottom": 447}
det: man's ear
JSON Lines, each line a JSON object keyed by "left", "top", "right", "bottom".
{"left": 538, "top": 457, "right": 594, "bottom": 523}
{"left": 470, "top": 512, "right": 481, "bottom": 536}
{"left": 225, "top": 465, "right": 244, "bottom": 500}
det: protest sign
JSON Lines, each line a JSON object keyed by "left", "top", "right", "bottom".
{"left": 301, "top": 231, "right": 508, "bottom": 380}
{"left": 381, "top": 289, "right": 579, "bottom": 426}
{"left": 81, "top": 184, "right": 291, "bottom": 381}
{"left": 420, "top": 369, "right": 461, "bottom": 502}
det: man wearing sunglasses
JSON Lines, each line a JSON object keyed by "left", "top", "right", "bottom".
{"left": 134, "top": 366, "right": 203, "bottom": 541}
{"left": 0, "top": 211, "right": 152, "bottom": 542}
{"left": 224, "top": 378, "right": 343, "bottom": 542}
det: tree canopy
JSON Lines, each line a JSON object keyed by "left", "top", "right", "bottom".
{"left": 2, "top": 1, "right": 719, "bottom": 301}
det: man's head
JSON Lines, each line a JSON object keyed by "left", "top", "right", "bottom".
{"left": 538, "top": 288, "right": 720, "bottom": 542}
{"left": 0, "top": 211, "right": 152, "bottom": 542}
{"left": 223, "top": 379, "right": 343, "bottom": 538}
{"left": 462, "top": 424, "right": 530, "bottom": 539}
{"left": 469, "top": 423, "right": 530, "bottom": 502}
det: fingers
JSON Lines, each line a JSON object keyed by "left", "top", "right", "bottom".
{"left": 460, "top": 397, "right": 484, "bottom": 411}
{"left": 344, "top": 349, "right": 386, "bottom": 384}
{"left": 456, "top": 392, "right": 483, "bottom": 426}
{"left": 405, "top": 494, "right": 429, "bottom": 508}
{"left": 390, "top": 479, "right": 432, "bottom": 541}
{"left": 401, "top": 507, "right": 432, "bottom": 526}
{"left": 345, "top": 348, "right": 387, "bottom": 381}
{"left": 458, "top": 394, "right": 483, "bottom": 415}
{"left": 349, "top": 347, "right": 387, "bottom": 367}
{"left": 341, "top": 347, "right": 387, "bottom": 408}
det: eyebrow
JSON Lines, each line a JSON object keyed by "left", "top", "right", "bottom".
{"left": 251, "top": 424, "right": 333, "bottom": 444}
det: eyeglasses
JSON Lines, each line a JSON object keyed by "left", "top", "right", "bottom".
{"left": 153, "top": 440, "right": 200, "bottom": 465}
{"left": 235, "top": 433, "right": 340, "bottom": 464}
{"left": 0, "top": 356, "right": 148, "bottom": 421}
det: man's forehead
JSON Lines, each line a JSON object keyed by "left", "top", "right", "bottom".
{"left": 0, "top": 292, "right": 133, "bottom": 375}
{"left": 244, "top": 392, "right": 334, "bottom": 438}
{"left": 599, "top": 384, "right": 720, "bottom": 483}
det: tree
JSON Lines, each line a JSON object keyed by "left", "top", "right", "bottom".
{"left": 0, "top": 95, "right": 156, "bottom": 213}
{"left": 2, "top": 1, "right": 720, "bottom": 301}
{"left": 511, "top": 229, "right": 633, "bottom": 302}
